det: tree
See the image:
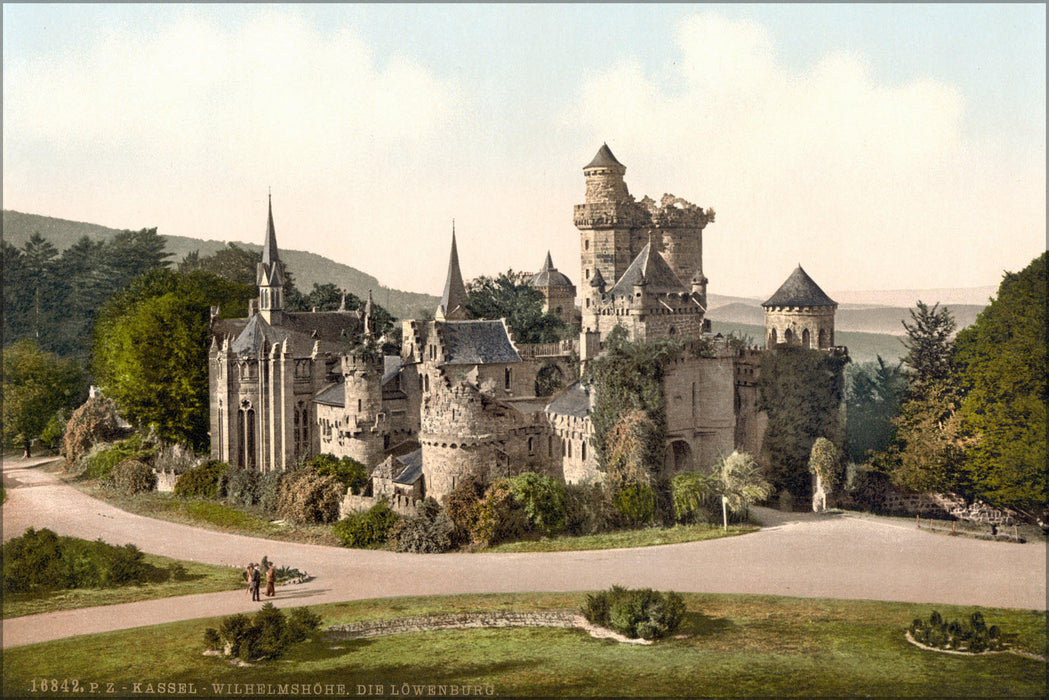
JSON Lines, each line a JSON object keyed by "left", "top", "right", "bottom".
{"left": 757, "top": 346, "right": 847, "bottom": 503}
{"left": 954, "top": 253, "right": 1047, "bottom": 518}
{"left": 844, "top": 357, "right": 907, "bottom": 463}
{"left": 178, "top": 243, "right": 256, "bottom": 286}
{"left": 91, "top": 269, "right": 254, "bottom": 450}
{"left": 20, "top": 233, "right": 60, "bottom": 343}
{"left": 2, "top": 340, "right": 84, "bottom": 456}
{"left": 100, "top": 228, "right": 171, "bottom": 292}
{"left": 466, "top": 270, "right": 569, "bottom": 343}
{"left": 715, "top": 451, "right": 772, "bottom": 517}
{"left": 879, "top": 303, "right": 967, "bottom": 495}
{"left": 808, "top": 438, "right": 840, "bottom": 511}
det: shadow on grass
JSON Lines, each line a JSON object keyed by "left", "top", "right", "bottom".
{"left": 677, "top": 611, "right": 736, "bottom": 638}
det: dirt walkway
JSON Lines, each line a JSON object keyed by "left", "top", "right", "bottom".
{"left": 2, "top": 456, "right": 1045, "bottom": 648}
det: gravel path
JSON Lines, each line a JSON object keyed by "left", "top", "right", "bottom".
{"left": 2, "top": 456, "right": 1045, "bottom": 649}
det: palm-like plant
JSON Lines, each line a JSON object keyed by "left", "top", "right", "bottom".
{"left": 716, "top": 451, "right": 772, "bottom": 516}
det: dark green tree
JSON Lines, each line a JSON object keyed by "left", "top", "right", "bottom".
{"left": 955, "top": 253, "right": 1046, "bottom": 517}
{"left": 100, "top": 228, "right": 172, "bottom": 292}
{"left": 466, "top": 270, "right": 569, "bottom": 344}
{"left": 757, "top": 345, "right": 848, "bottom": 503}
{"left": 2, "top": 339, "right": 84, "bottom": 457}
{"left": 91, "top": 269, "right": 254, "bottom": 449}
{"left": 844, "top": 357, "right": 907, "bottom": 463}
{"left": 20, "top": 233, "right": 60, "bottom": 343}
{"left": 901, "top": 301, "right": 957, "bottom": 396}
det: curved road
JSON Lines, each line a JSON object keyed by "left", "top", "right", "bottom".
{"left": 2, "top": 456, "right": 1045, "bottom": 648}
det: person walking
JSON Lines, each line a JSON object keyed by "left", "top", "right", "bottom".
{"left": 250, "top": 565, "right": 261, "bottom": 602}
{"left": 245, "top": 564, "right": 254, "bottom": 598}
{"left": 265, "top": 563, "right": 277, "bottom": 598}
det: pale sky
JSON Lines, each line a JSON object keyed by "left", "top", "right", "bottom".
{"left": 3, "top": 4, "right": 1045, "bottom": 298}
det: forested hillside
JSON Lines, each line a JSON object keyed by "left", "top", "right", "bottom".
{"left": 3, "top": 211, "right": 438, "bottom": 320}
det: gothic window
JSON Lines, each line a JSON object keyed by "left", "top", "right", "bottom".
{"left": 802, "top": 328, "right": 810, "bottom": 348}
{"left": 245, "top": 408, "right": 256, "bottom": 470}
{"left": 818, "top": 328, "right": 826, "bottom": 348}
{"left": 784, "top": 328, "right": 794, "bottom": 345}
{"left": 769, "top": 328, "right": 777, "bottom": 346}
{"left": 236, "top": 409, "right": 245, "bottom": 467}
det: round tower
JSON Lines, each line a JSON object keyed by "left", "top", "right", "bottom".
{"left": 574, "top": 144, "right": 638, "bottom": 300}
{"left": 340, "top": 353, "right": 387, "bottom": 467}
{"left": 762, "top": 266, "right": 837, "bottom": 350}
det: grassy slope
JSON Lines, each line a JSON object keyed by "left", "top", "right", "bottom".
{"left": 2, "top": 552, "right": 244, "bottom": 619}
{"left": 4, "top": 593, "right": 1045, "bottom": 697}
{"left": 2, "top": 210, "right": 438, "bottom": 319}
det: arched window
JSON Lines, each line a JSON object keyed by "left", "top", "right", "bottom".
{"left": 768, "top": 328, "right": 777, "bottom": 346}
{"left": 527, "top": 437, "right": 534, "bottom": 454}
{"left": 245, "top": 409, "right": 256, "bottom": 470}
{"left": 818, "top": 328, "right": 827, "bottom": 348}
{"left": 802, "top": 328, "right": 810, "bottom": 348}
{"left": 236, "top": 409, "right": 245, "bottom": 467}
{"left": 784, "top": 328, "right": 794, "bottom": 345}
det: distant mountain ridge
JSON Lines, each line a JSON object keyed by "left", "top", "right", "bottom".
{"left": 707, "top": 301, "right": 985, "bottom": 336}
{"left": 3, "top": 210, "right": 439, "bottom": 320}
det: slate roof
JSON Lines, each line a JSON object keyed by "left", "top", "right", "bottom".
{"left": 529, "top": 252, "right": 574, "bottom": 288}
{"left": 762, "top": 266, "right": 837, "bottom": 308}
{"left": 544, "top": 381, "right": 591, "bottom": 419}
{"left": 382, "top": 356, "right": 402, "bottom": 385}
{"left": 584, "top": 143, "right": 624, "bottom": 170}
{"left": 392, "top": 449, "right": 423, "bottom": 485}
{"left": 313, "top": 381, "right": 345, "bottom": 407}
{"left": 439, "top": 319, "right": 521, "bottom": 365}
{"left": 607, "top": 241, "right": 688, "bottom": 297}
{"left": 213, "top": 310, "right": 360, "bottom": 357}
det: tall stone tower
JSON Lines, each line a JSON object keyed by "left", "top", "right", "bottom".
{"left": 340, "top": 353, "right": 387, "bottom": 467}
{"left": 574, "top": 144, "right": 640, "bottom": 308}
{"left": 762, "top": 265, "right": 838, "bottom": 350}
{"left": 257, "top": 194, "right": 286, "bottom": 325}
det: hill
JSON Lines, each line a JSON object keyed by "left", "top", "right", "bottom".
{"left": 708, "top": 321, "right": 906, "bottom": 364}
{"left": 707, "top": 300, "right": 984, "bottom": 335}
{"left": 3, "top": 210, "right": 438, "bottom": 319}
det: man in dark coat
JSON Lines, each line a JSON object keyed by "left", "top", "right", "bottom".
{"left": 250, "top": 565, "right": 261, "bottom": 601}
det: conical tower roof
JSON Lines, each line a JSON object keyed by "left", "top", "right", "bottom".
{"left": 438, "top": 226, "right": 469, "bottom": 319}
{"left": 529, "top": 251, "right": 574, "bottom": 288}
{"left": 762, "top": 266, "right": 837, "bottom": 307}
{"left": 256, "top": 193, "right": 285, "bottom": 288}
{"left": 584, "top": 143, "right": 625, "bottom": 170}
{"left": 607, "top": 241, "right": 687, "bottom": 297}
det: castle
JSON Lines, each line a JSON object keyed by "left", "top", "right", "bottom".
{"left": 209, "top": 145, "right": 843, "bottom": 501}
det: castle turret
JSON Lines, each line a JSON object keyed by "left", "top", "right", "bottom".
{"left": 340, "top": 353, "right": 387, "bottom": 467}
{"left": 528, "top": 251, "right": 576, "bottom": 325}
{"left": 257, "top": 194, "right": 286, "bottom": 325}
{"left": 762, "top": 265, "right": 838, "bottom": 350}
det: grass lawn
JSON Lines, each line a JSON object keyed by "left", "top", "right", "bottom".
{"left": 2, "top": 552, "right": 244, "bottom": 619}
{"left": 486, "top": 523, "right": 756, "bottom": 552}
{"left": 4, "top": 593, "right": 1045, "bottom": 697}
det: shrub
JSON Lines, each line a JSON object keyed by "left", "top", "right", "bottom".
{"left": 389, "top": 498, "right": 455, "bottom": 553}
{"left": 509, "top": 472, "right": 567, "bottom": 536}
{"left": 582, "top": 585, "right": 686, "bottom": 640}
{"left": 174, "top": 460, "right": 229, "bottom": 499}
{"left": 259, "top": 469, "right": 288, "bottom": 514}
{"left": 564, "top": 482, "right": 618, "bottom": 535}
{"left": 111, "top": 459, "right": 157, "bottom": 495}
{"left": 910, "top": 610, "right": 1009, "bottom": 653}
{"left": 218, "top": 466, "right": 261, "bottom": 507}
{"left": 672, "top": 471, "right": 717, "bottom": 524}
{"left": 61, "top": 396, "right": 126, "bottom": 466}
{"left": 78, "top": 433, "right": 155, "bottom": 481}
{"left": 39, "top": 412, "right": 66, "bottom": 452}
{"left": 472, "top": 478, "right": 531, "bottom": 547}
{"left": 333, "top": 501, "right": 399, "bottom": 547}
{"left": 278, "top": 468, "right": 344, "bottom": 524}
{"left": 444, "top": 470, "right": 489, "bottom": 544}
{"left": 612, "top": 483, "right": 657, "bottom": 527}
{"left": 307, "top": 453, "right": 369, "bottom": 495}
{"left": 209, "top": 603, "right": 321, "bottom": 661}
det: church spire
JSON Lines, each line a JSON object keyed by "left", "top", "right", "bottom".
{"left": 437, "top": 222, "right": 468, "bottom": 320}
{"left": 257, "top": 192, "right": 286, "bottom": 325}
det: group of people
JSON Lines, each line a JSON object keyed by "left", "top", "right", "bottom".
{"left": 246, "top": 563, "right": 277, "bottom": 601}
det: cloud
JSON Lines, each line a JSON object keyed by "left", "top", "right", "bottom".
{"left": 562, "top": 12, "right": 1044, "bottom": 295}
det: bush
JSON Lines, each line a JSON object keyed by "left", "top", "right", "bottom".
{"left": 218, "top": 466, "right": 261, "bottom": 507}
{"left": 307, "top": 453, "right": 369, "bottom": 495}
{"left": 174, "top": 460, "right": 229, "bottom": 499}
{"left": 259, "top": 469, "right": 288, "bottom": 514}
{"left": 2, "top": 528, "right": 165, "bottom": 593}
{"left": 564, "top": 482, "right": 618, "bottom": 535}
{"left": 111, "top": 459, "right": 157, "bottom": 495}
{"left": 909, "top": 610, "right": 1009, "bottom": 653}
{"left": 278, "top": 468, "right": 344, "bottom": 524}
{"left": 612, "top": 483, "right": 657, "bottom": 526}
{"left": 39, "top": 412, "right": 66, "bottom": 452}
{"left": 333, "top": 501, "right": 399, "bottom": 547}
{"left": 472, "top": 478, "right": 531, "bottom": 547}
{"left": 61, "top": 396, "right": 126, "bottom": 466}
{"left": 77, "top": 433, "right": 155, "bottom": 481}
{"left": 208, "top": 603, "right": 321, "bottom": 661}
{"left": 582, "top": 585, "right": 686, "bottom": 640}
{"left": 389, "top": 498, "right": 455, "bottom": 553}
{"left": 509, "top": 472, "right": 567, "bottom": 536}
{"left": 671, "top": 471, "right": 717, "bottom": 524}
{"left": 444, "top": 471, "right": 489, "bottom": 544}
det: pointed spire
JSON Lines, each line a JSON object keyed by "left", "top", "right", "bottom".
{"left": 542, "top": 251, "right": 554, "bottom": 271}
{"left": 438, "top": 223, "right": 468, "bottom": 319}
{"left": 261, "top": 191, "right": 280, "bottom": 265}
